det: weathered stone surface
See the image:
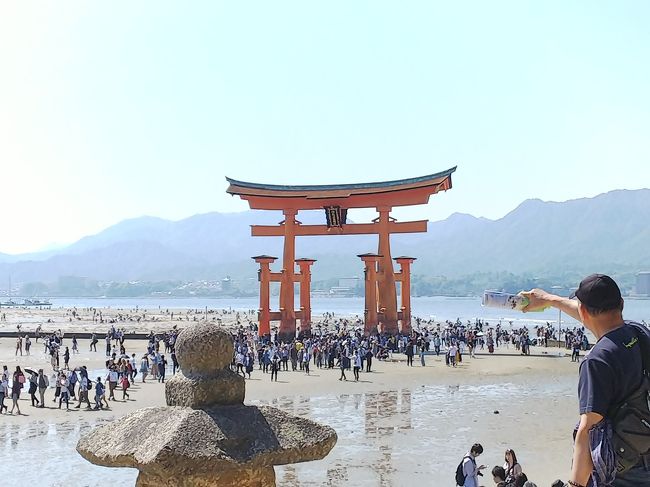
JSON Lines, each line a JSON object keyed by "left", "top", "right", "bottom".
{"left": 135, "top": 467, "right": 276, "bottom": 487}
{"left": 77, "top": 405, "right": 337, "bottom": 474}
{"left": 77, "top": 321, "right": 338, "bottom": 486}
{"left": 165, "top": 369, "right": 245, "bottom": 407}
{"left": 174, "top": 322, "right": 233, "bottom": 373}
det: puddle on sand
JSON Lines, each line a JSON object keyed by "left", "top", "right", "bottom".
{"left": 0, "top": 381, "right": 574, "bottom": 486}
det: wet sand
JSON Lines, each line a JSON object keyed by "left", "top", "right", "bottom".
{"left": 0, "top": 308, "right": 580, "bottom": 486}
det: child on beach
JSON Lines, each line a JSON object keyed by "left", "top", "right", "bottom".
{"left": 120, "top": 374, "right": 130, "bottom": 400}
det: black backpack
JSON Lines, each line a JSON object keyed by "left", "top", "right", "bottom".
{"left": 455, "top": 455, "right": 473, "bottom": 486}
{"left": 611, "top": 322, "right": 650, "bottom": 473}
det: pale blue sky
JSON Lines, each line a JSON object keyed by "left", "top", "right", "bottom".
{"left": 1, "top": 1, "right": 649, "bottom": 253}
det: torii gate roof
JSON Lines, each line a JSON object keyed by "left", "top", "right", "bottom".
{"left": 226, "top": 166, "right": 456, "bottom": 210}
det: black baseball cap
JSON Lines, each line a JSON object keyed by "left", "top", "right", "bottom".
{"left": 570, "top": 274, "right": 622, "bottom": 310}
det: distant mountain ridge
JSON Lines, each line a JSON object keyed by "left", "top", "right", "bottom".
{"left": 1, "top": 189, "right": 649, "bottom": 285}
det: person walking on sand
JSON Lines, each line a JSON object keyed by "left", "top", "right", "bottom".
{"left": 139, "top": 355, "right": 149, "bottom": 383}
{"left": 365, "top": 347, "right": 373, "bottom": 372}
{"left": 419, "top": 346, "right": 426, "bottom": 366}
{"left": 0, "top": 372, "right": 8, "bottom": 414}
{"left": 58, "top": 374, "right": 70, "bottom": 410}
{"left": 25, "top": 335, "right": 31, "bottom": 356}
{"left": 449, "top": 342, "right": 458, "bottom": 367}
{"left": 405, "top": 339, "right": 414, "bottom": 366}
{"left": 10, "top": 366, "right": 25, "bottom": 415}
{"left": 130, "top": 354, "right": 138, "bottom": 383}
{"left": 93, "top": 378, "right": 105, "bottom": 410}
{"left": 353, "top": 350, "right": 361, "bottom": 381}
{"left": 90, "top": 333, "right": 98, "bottom": 352}
{"left": 28, "top": 371, "right": 39, "bottom": 407}
{"left": 63, "top": 346, "right": 70, "bottom": 370}
{"left": 339, "top": 349, "right": 348, "bottom": 381}
{"left": 107, "top": 366, "right": 118, "bottom": 401}
{"left": 75, "top": 369, "right": 91, "bottom": 409}
{"left": 245, "top": 350, "right": 254, "bottom": 379}
{"left": 120, "top": 374, "right": 130, "bottom": 400}
{"left": 37, "top": 369, "right": 49, "bottom": 407}
{"left": 15, "top": 336, "right": 23, "bottom": 356}
{"left": 157, "top": 354, "right": 167, "bottom": 383}
{"left": 302, "top": 348, "right": 310, "bottom": 375}
{"left": 270, "top": 352, "right": 279, "bottom": 382}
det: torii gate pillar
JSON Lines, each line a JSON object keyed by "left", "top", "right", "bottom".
{"left": 395, "top": 256, "right": 416, "bottom": 335}
{"left": 252, "top": 255, "right": 277, "bottom": 337}
{"left": 359, "top": 253, "right": 381, "bottom": 335}
{"left": 296, "top": 258, "right": 316, "bottom": 337}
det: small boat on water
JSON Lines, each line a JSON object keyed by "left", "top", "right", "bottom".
{"left": 0, "top": 298, "right": 52, "bottom": 307}
{"left": 23, "top": 299, "right": 52, "bottom": 307}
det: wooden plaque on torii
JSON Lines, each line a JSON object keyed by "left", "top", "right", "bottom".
{"left": 227, "top": 166, "right": 456, "bottom": 342}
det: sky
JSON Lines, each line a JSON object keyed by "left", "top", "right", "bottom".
{"left": 1, "top": 1, "right": 649, "bottom": 254}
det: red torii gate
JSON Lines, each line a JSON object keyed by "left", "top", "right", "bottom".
{"left": 227, "top": 167, "right": 456, "bottom": 342}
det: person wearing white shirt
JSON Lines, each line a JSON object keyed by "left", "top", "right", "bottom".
{"left": 460, "top": 443, "right": 486, "bottom": 487}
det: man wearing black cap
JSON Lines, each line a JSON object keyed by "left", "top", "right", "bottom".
{"left": 522, "top": 274, "right": 650, "bottom": 487}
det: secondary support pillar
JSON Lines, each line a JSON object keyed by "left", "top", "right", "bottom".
{"left": 279, "top": 209, "right": 298, "bottom": 342}
{"left": 296, "top": 258, "right": 316, "bottom": 337}
{"left": 358, "top": 253, "right": 381, "bottom": 335}
{"left": 253, "top": 255, "right": 277, "bottom": 337}
{"left": 376, "top": 207, "right": 399, "bottom": 334}
{"left": 394, "top": 256, "right": 416, "bottom": 335}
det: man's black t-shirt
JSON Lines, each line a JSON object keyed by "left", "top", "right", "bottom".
{"left": 578, "top": 321, "right": 649, "bottom": 416}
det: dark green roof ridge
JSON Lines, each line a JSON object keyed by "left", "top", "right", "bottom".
{"left": 227, "top": 166, "right": 456, "bottom": 192}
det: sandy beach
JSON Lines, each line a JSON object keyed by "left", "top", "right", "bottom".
{"left": 0, "top": 307, "right": 581, "bottom": 486}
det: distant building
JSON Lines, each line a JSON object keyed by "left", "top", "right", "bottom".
{"left": 636, "top": 272, "right": 650, "bottom": 296}
{"left": 221, "top": 276, "right": 233, "bottom": 292}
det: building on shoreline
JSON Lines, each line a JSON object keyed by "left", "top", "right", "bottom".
{"left": 635, "top": 271, "right": 650, "bottom": 296}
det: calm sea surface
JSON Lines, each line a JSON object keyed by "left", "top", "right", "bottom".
{"left": 48, "top": 296, "right": 650, "bottom": 328}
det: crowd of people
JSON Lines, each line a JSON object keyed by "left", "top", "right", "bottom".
{"left": 457, "top": 443, "right": 574, "bottom": 487}
{"left": 1, "top": 307, "right": 600, "bottom": 421}
{"left": 0, "top": 323, "right": 184, "bottom": 415}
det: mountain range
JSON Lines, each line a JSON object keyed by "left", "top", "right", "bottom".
{"left": 1, "top": 188, "right": 649, "bottom": 287}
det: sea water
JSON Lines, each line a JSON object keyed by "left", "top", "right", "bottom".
{"left": 45, "top": 296, "right": 650, "bottom": 328}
